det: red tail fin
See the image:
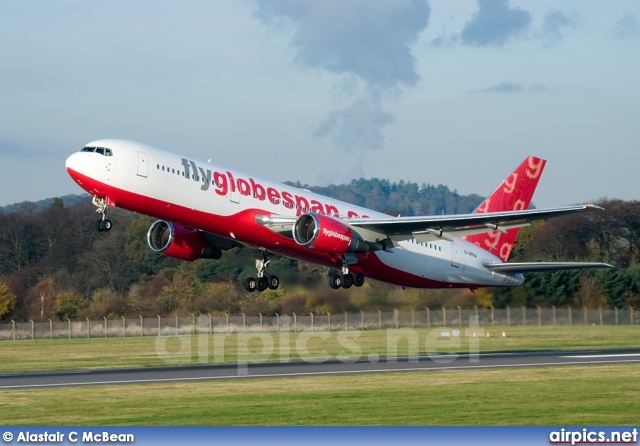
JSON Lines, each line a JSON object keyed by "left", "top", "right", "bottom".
{"left": 464, "top": 156, "right": 546, "bottom": 261}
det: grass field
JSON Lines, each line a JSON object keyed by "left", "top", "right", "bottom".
{"left": 1, "top": 325, "right": 638, "bottom": 425}
{"left": 1, "top": 364, "right": 639, "bottom": 425}
{"left": 0, "top": 325, "right": 638, "bottom": 374}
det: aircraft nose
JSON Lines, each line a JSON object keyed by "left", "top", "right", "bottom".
{"left": 65, "top": 152, "right": 84, "bottom": 174}
{"left": 65, "top": 151, "right": 89, "bottom": 188}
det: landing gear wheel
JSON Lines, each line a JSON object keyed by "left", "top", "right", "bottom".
{"left": 256, "top": 277, "right": 268, "bottom": 292}
{"left": 353, "top": 272, "right": 365, "bottom": 287}
{"left": 341, "top": 273, "right": 353, "bottom": 289}
{"left": 243, "top": 277, "right": 257, "bottom": 293}
{"left": 329, "top": 274, "right": 342, "bottom": 290}
{"left": 96, "top": 219, "right": 113, "bottom": 232}
{"left": 267, "top": 275, "right": 280, "bottom": 290}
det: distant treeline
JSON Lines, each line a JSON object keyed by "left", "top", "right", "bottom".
{"left": 0, "top": 179, "right": 636, "bottom": 323}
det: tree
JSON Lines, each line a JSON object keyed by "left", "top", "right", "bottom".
{"left": 0, "top": 281, "right": 15, "bottom": 320}
{"left": 55, "top": 292, "right": 87, "bottom": 320}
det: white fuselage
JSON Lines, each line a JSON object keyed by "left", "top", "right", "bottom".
{"left": 65, "top": 139, "right": 523, "bottom": 289}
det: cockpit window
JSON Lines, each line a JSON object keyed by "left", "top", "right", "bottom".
{"left": 81, "top": 146, "right": 113, "bottom": 156}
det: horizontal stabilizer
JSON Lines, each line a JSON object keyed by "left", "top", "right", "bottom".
{"left": 483, "top": 262, "right": 614, "bottom": 274}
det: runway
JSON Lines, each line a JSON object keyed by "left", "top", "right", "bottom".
{"left": 2, "top": 348, "right": 640, "bottom": 390}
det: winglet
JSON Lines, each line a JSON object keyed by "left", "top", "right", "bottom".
{"left": 464, "top": 156, "right": 546, "bottom": 261}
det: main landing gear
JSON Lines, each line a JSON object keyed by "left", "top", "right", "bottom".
{"left": 243, "top": 250, "right": 280, "bottom": 293}
{"left": 93, "top": 197, "right": 112, "bottom": 232}
{"left": 329, "top": 266, "right": 365, "bottom": 290}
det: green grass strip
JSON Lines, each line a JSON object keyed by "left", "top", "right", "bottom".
{"left": 1, "top": 364, "right": 638, "bottom": 425}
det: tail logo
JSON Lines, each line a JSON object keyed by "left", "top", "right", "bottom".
{"left": 463, "top": 155, "right": 546, "bottom": 262}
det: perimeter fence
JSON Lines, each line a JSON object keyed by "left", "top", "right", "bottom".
{"left": 0, "top": 306, "right": 637, "bottom": 341}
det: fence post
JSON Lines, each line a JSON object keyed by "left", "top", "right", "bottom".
{"left": 140, "top": 316, "right": 144, "bottom": 337}
{"left": 328, "top": 312, "right": 331, "bottom": 332}
{"left": 208, "top": 313, "right": 212, "bottom": 335}
{"left": 474, "top": 306, "right": 479, "bottom": 326}
{"left": 599, "top": 307, "right": 603, "bottom": 326}
{"left": 552, "top": 306, "right": 556, "bottom": 325}
{"left": 568, "top": 307, "right": 572, "bottom": 325}
{"left": 345, "top": 311, "right": 348, "bottom": 331}
{"left": 192, "top": 314, "right": 196, "bottom": 335}
{"left": 583, "top": 306, "right": 588, "bottom": 325}
{"left": 12, "top": 320, "right": 16, "bottom": 341}
{"left": 507, "top": 306, "right": 511, "bottom": 327}
{"left": 361, "top": 310, "right": 365, "bottom": 331}
{"left": 174, "top": 314, "right": 178, "bottom": 334}
{"left": 394, "top": 309, "right": 398, "bottom": 330}
{"left": 293, "top": 313, "right": 297, "bottom": 332}
{"left": 522, "top": 306, "right": 526, "bottom": 325}
{"left": 276, "top": 313, "right": 280, "bottom": 333}
{"left": 310, "top": 313, "right": 314, "bottom": 332}
{"left": 68, "top": 318, "right": 72, "bottom": 339}
{"left": 31, "top": 320, "right": 34, "bottom": 340}
{"left": 377, "top": 310, "right": 382, "bottom": 330}
{"left": 615, "top": 307, "right": 619, "bottom": 325}
{"left": 457, "top": 306, "right": 462, "bottom": 327}
{"left": 259, "top": 313, "right": 263, "bottom": 333}
{"left": 242, "top": 313, "right": 246, "bottom": 333}
{"left": 104, "top": 316, "right": 108, "bottom": 338}
{"left": 225, "top": 313, "right": 230, "bottom": 334}
{"left": 49, "top": 319, "right": 52, "bottom": 339}
{"left": 122, "top": 316, "right": 126, "bottom": 337}
{"left": 537, "top": 306, "right": 541, "bottom": 326}
{"left": 411, "top": 309, "right": 416, "bottom": 328}
{"left": 158, "top": 315, "right": 161, "bottom": 335}
{"left": 490, "top": 306, "right": 494, "bottom": 326}
{"left": 87, "top": 318, "right": 90, "bottom": 338}
{"left": 631, "top": 307, "right": 634, "bottom": 326}
{"left": 442, "top": 307, "right": 446, "bottom": 326}
{"left": 426, "top": 307, "right": 430, "bottom": 328}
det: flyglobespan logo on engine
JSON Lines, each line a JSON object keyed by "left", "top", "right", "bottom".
{"left": 322, "top": 228, "right": 351, "bottom": 243}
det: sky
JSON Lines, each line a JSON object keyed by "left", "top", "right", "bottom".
{"left": 1, "top": 0, "right": 639, "bottom": 209}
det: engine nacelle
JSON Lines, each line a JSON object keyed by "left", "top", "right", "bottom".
{"left": 293, "top": 213, "right": 369, "bottom": 255}
{"left": 147, "top": 220, "right": 222, "bottom": 262}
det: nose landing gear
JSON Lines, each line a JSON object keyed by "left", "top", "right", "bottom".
{"left": 93, "top": 196, "right": 112, "bottom": 232}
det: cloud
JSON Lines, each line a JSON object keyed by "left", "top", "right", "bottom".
{"left": 541, "top": 10, "right": 578, "bottom": 45}
{"left": 614, "top": 12, "right": 640, "bottom": 39}
{"left": 473, "top": 82, "right": 551, "bottom": 93}
{"left": 255, "top": 0, "right": 430, "bottom": 153}
{"left": 0, "top": 137, "right": 61, "bottom": 158}
{"left": 459, "top": 0, "right": 532, "bottom": 47}
{"left": 255, "top": 0, "right": 430, "bottom": 89}
{"left": 313, "top": 99, "right": 395, "bottom": 152}
{"left": 0, "top": 139, "right": 41, "bottom": 157}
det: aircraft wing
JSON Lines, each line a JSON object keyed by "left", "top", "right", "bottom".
{"left": 348, "top": 204, "right": 603, "bottom": 243}
{"left": 483, "top": 262, "right": 614, "bottom": 273}
{"left": 257, "top": 204, "right": 604, "bottom": 244}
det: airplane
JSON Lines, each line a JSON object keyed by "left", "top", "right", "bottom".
{"left": 65, "top": 140, "right": 613, "bottom": 293}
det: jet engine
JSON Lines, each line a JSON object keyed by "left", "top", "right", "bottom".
{"left": 293, "top": 213, "right": 369, "bottom": 255}
{"left": 147, "top": 220, "right": 222, "bottom": 262}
